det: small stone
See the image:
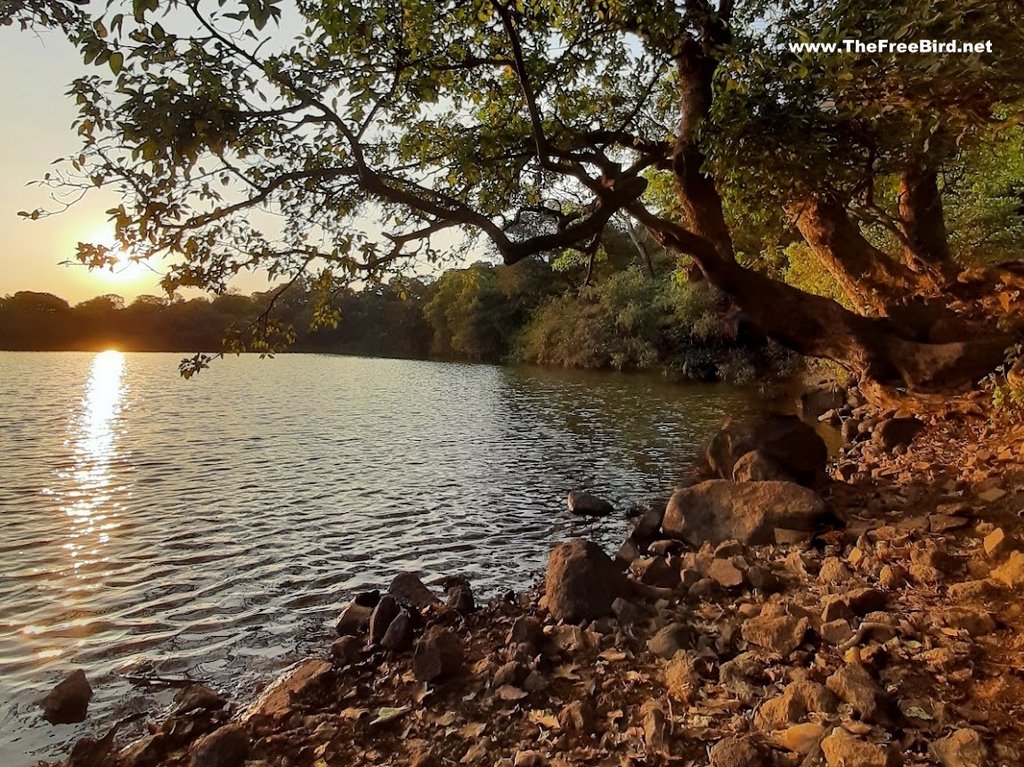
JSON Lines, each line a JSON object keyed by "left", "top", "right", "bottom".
{"left": 522, "top": 670, "right": 548, "bottom": 694}
{"left": 642, "top": 706, "right": 670, "bottom": 752}
{"left": 929, "top": 514, "right": 969, "bottom": 533}
{"left": 38, "top": 669, "right": 93, "bottom": 725}
{"left": 820, "top": 619, "right": 855, "bottom": 645}
{"left": 664, "top": 651, "right": 699, "bottom": 703}
{"left": 754, "top": 680, "right": 838, "bottom": 730}
{"left": 445, "top": 580, "right": 475, "bottom": 614}
{"left": 931, "top": 727, "right": 988, "bottom": 767}
{"left": 745, "top": 565, "right": 783, "bottom": 593}
{"left": 689, "top": 577, "right": 725, "bottom": 600}
{"left": 821, "top": 595, "right": 854, "bottom": 623}
{"left": 977, "top": 487, "right": 1007, "bottom": 503}
{"left": 647, "top": 622, "right": 693, "bottom": 659}
{"left": 992, "top": 550, "right": 1024, "bottom": 588}
{"left": 947, "top": 578, "right": 1005, "bottom": 602}
{"left": 845, "top": 587, "right": 887, "bottom": 616}
{"left": 821, "top": 728, "right": 898, "bottom": 767}
{"left": 567, "top": 490, "right": 613, "bottom": 516}
{"left": 819, "top": 557, "right": 852, "bottom": 586}
{"left": 611, "top": 597, "right": 650, "bottom": 626}
{"left": 878, "top": 565, "right": 905, "bottom": 590}
{"left": 633, "top": 557, "right": 679, "bottom": 588}
{"left": 826, "top": 663, "right": 887, "bottom": 722}
{"left": 507, "top": 616, "right": 544, "bottom": 649}
{"left": 720, "top": 652, "right": 765, "bottom": 700}
{"left": 630, "top": 507, "right": 664, "bottom": 542}
{"left": 189, "top": 724, "right": 249, "bottom": 767}
{"left": 714, "top": 540, "right": 746, "bottom": 559}
{"left": 708, "top": 558, "right": 745, "bottom": 589}
{"left": 984, "top": 528, "right": 1009, "bottom": 558}
{"left": 937, "top": 608, "right": 996, "bottom": 636}
{"left": 741, "top": 614, "right": 807, "bottom": 656}
{"left": 413, "top": 627, "right": 463, "bottom": 682}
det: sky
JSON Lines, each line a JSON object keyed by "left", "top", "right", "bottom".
{"left": 0, "top": 23, "right": 274, "bottom": 304}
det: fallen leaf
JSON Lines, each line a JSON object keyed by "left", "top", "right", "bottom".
{"left": 902, "top": 705, "right": 934, "bottom": 720}
{"left": 599, "top": 650, "right": 627, "bottom": 662}
{"left": 552, "top": 665, "right": 580, "bottom": 681}
{"left": 461, "top": 741, "right": 489, "bottom": 763}
{"left": 459, "top": 722, "right": 486, "bottom": 739}
{"left": 435, "top": 711, "right": 458, "bottom": 727}
{"left": 528, "top": 710, "right": 560, "bottom": 730}
{"left": 339, "top": 707, "right": 369, "bottom": 720}
{"left": 371, "top": 705, "right": 411, "bottom": 725}
{"left": 497, "top": 685, "right": 528, "bottom": 701}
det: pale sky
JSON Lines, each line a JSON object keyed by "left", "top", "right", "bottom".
{"left": 0, "top": 24, "right": 273, "bottom": 304}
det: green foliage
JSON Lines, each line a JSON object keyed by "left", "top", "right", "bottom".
{"left": 984, "top": 343, "right": 1024, "bottom": 424}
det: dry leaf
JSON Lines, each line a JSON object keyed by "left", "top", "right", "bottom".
{"left": 552, "top": 665, "right": 581, "bottom": 681}
{"left": 459, "top": 722, "right": 486, "bottom": 739}
{"left": 528, "top": 710, "right": 561, "bottom": 730}
{"left": 339, "top": 707, "right": 369, "bottom": 720}
{"left": 497, "top": 685, "right": 528, "bottom": 701}
{"left": 599, "top": 650, "right": 627, "bottom": 662}
{"left": 435, "top": 711, "right": 458, "bottom": 727}
{"left": 371, "top": 705, "right": 411, "bottom": 725}
{"left": 461, "top": 741, "right": 489, "bottom": 763}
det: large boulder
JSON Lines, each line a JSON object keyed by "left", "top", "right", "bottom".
{"left": 706, "top": 415, "right": 828, "bottom": 486}
{"left": 663, "top": 480, "right": 828, "bottom": 546}
{"left": 544, "top": 539, "right": 630, "bottom": 623}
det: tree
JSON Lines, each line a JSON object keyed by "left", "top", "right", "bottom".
{"left": 17, "top": 0, "right": 1024, "bottom": 396}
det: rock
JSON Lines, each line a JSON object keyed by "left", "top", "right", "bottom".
{"left": 754, "top": 680, "right": 838, "bottom": 730}
{"left": 720, "top": 652, "right": 766, "bottom": 700}
{"left": 983, "top": 528, "right": 1009, "bottom": 558}
{"left": 732, "top": 450, "right": 790, "bottom": 482}
{"left": 772, "top": 722, "right": 826, "bottom": 755}
{"left": 947, "top": 578, "right": 1005, "bottom": 602}
{"left": 566, "top": 490, "right": 613, "bottom": 516}
{"left": 243, "top": 659, "right": 331, "bottom": 721}
{"left": 514, "top": 751, "right": 548, "bottom": 767}
{"left": 615, "top": 538, "right": 642, "bottom": 566}
{"left": 741, "top": 614, "right": 808, "bottom": 656}
{"left": 818, "top": 557, "right": 852, "bottom": 585}
{"left": 173, "top": 684, "right": 225, "bottom": 715}
{"left": 612, "top": 597, "right": 651, "bottom": 626}
{"left": 707, "top": 415, "right": 828, "bottom": 486}
{"left": 663, "top": 480, "right": 828, "bottom": 546}
{"left": 413, "top": 626, "right": 463, "bottom": 682}
{"left": 380, "top": 608, "right": 414, "bottom": 651}
{"left": 388, "top": 572, "right": 441, "bottom": 609}
{"left": 544, "top": 539, "right": 628, "bottom": 623}
{"left": 708, "top": 557, "right": 746, "bottom": 588}
{"left": 330, "top": 636, "right": 362, "bottom": 664}
{"left": 444, "top": 578, "right": 475, "bottom": 614}
{"left": 709, "top": 735, "right": 770, "bottom": 767}
{"left": 630, "top": 507, "right": 664, "bottom": 542}
{"left": 878, "top": 565, "right": 905, "bottom": 590}
{"left": 929, "top": 514, "right": 969, "bottom": 533}
{"left": 845, "top": 587, "right": 887, "bottom": 616}
{"left": 977, "top": 486, "right": 1007, "bottom": 503}
{"left": 992, "top": 550, "right": 1024, "bottom": 588}
{"left": 369, "top": 595, "right": 400, "bottom": 644}
{"left": 189, "top": 725, "right": 249, "bottom": 767}
{"left": 745, "top": 565, "right": 783, "bottom": 594}
{"left": 873, "top": 417, "right": 925, "bottom": 452}
{"left": 632, "top": 557, "right": 679, "bottom": 589}
{"left": 410, "top": 751, "right": 440, "bottom": 767}
{"left": 821, "top": 728, "right": 899, "bottom": 767}
{"left": 937, "top": 607, "right": 996, "bottom": 636}
{"left": 642, "top": 706, "right": 670, "bottom": 752}
{"left": 38, "top": 669, "right": 93, "bottom": 725}
{"left": 507, "top": 616, "right": 544, "bottom": 650}
{"left": 826, "top": 663, "right": 887, "bottom": 722}
{"left": 931, "top": 728, "right": 989, "bottom": 767}
{"left": 799, "top": 385, "right": 846, "bottom": 421}
{"left": 557, "top": 700, "right": 596, "bottom": 732}
{"left": 352, "top": 590, "right": 380, "bottom": 607}
{"left": 336, "top": 602, "right": 373, "bottom": 637}
{"left": 820, "top": 619, "right": 855, "bottom": 645}
{"left": 648, "top": 539, "right": 684, "bottom": 557}
{"left": 664, "top": 651, "right": 699, "bottom": 703}
{"left": 647, "top": 622, "right": 693, "bottom": 659}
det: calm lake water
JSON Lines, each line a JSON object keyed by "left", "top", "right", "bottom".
{"left": 0, "top": 351, "right": 758, "bottom": 763}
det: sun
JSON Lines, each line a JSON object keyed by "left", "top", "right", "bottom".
{"left": 79, "top": 225, "right": 162, "bottom": 290}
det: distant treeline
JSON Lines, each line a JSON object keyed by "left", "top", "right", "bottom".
{"left": 0, "top": 253, "right": 794, "bottom": 383}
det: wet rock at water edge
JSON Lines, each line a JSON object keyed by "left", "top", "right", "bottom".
{"left": 663, "top": 480, "right": 828, "bottom": 546}
{"left": 38, "top": 669, "right": 93, "bottom": 725}
{"left": 732, "top": 450, "right": 790, "bottom": 482}
{"left": 413, "top": 626, "right": 464, "bottom": 682}
{"left": 369, "top": 595, "right": 401, "bottom": 644}
{"left": 381, "top": 608, "right": 414, "bottom": 651}
{"left": 443, "top": 576, "right": 475, "bottom": 614}
{"left": 189, "top": 723, "right": 249, "bottom": 767}
{"left": 388, "top": 572, "right": 441, "bottom": 609}
{"left": 566, "top": 490, "right": 614, "bottom": 516}
{"left": 336, "top": 602, "right": 373, "bottom": 637}
{"left": 174, "top": 684, "right": 226, "bottom": 715}
{"left": 544, "top": 539, "right": 629, "bottom": 622}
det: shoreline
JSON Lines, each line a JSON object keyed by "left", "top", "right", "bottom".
{"left": 51, "top": 386, "right": 1024, "bottom": 767}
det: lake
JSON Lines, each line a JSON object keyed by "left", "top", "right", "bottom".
{"left": 0, "top": 351, "right": 759, "bottom": 763}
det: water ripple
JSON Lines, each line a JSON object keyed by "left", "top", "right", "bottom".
{"left": 0, "top": 351, "right": 756, "bottom": 764}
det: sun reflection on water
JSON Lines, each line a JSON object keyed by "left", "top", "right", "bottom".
{"left": 60, "top": 350, "right": 127, "bottom": 569}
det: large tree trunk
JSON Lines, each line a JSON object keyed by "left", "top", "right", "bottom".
{"left": 644, "top": 28, "right": 1010, "bottom": 395}
{"left": 898, "top": 163, "right": 952, "bottom": 269}
{"left": 792, "top": 199, "right": 924, "bottom": 314}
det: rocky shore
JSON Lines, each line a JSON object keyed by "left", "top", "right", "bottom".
{"left": 51, "top": 385, "right": 1024, "bottom": 767}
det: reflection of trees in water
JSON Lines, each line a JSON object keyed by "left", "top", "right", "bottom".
{"left": 494, "top": 365, "right": 760, "bottom": 493}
